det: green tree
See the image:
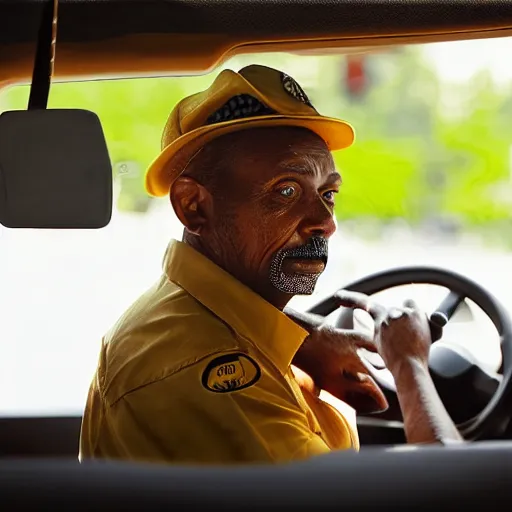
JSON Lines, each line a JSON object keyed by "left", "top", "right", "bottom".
{"left": 435, "top": 70, "right": 511, "bottom": 223}
{"left": 0, "top": 75, "right": 214, "bottom": 211}
{"left": 319, "top": 47, "right": 443, "bottom": 222}
{"left": 1, "top": 49, "right": 511, "bottom": 230}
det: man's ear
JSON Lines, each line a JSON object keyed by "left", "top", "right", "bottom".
{"left": 170, "top": 177, "right": 213, "bottom": 235}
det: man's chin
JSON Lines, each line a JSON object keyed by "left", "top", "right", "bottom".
{"left": 271, "top": 271, "right": 323, "bottom": 295}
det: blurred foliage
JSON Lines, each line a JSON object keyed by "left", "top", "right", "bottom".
{"left": 1, "top": 47, "right": 511, "bottom": 226}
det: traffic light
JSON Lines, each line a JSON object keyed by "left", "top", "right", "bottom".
{"left": 345, "top": 55, "right": 367, "bottom": 99}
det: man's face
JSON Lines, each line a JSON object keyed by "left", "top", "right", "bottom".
{"left": 203, "top": 127, "right": 339, "bottom": 308}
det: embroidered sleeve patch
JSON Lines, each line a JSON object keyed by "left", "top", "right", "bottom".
{"left": 201, "top": 353, "right": 261, "bottom": 393}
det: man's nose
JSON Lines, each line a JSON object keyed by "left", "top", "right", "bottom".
{"left": 300, "top": 203, "right": 337, "bottom": 239}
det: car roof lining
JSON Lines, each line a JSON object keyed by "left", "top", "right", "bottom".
{"left": 1, "top": 0, "right": 512, "bottom": 87}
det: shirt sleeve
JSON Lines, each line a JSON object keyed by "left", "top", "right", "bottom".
{"left": 88, "top": 353, "right": 331, "bottom": 465}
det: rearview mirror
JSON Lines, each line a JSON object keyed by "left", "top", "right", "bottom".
{"left": 0, "top": 109, "right": 113, "bottom": 229}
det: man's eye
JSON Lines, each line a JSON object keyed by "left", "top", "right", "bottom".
{"left": 323, "top": 190, "right": 337, "bottom": 204}
{"left": 280, "top": 186, "right": 296, "bottom": 198}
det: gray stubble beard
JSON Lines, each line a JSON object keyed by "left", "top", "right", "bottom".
{"left": 268, "top": 237, "right": 328, "bottom": 295}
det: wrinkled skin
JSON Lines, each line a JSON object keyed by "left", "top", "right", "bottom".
{"left": 286, "top": 307, "right": 389, "bottom": 414}
{"left": 171, "top": 127, "right": 338, "bottom": 309}
{"left": 284, "top": 292, "right": 434, "bottom": 414}
{"left": 334, "top": 291, "right": 433, "bottom": 375}
{"left": 170, "top": 126, "right": 385, "bottom": 412}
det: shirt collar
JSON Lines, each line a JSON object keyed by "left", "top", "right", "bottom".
{"left": 163, "top": 239, "right": 308, "bottom": 374}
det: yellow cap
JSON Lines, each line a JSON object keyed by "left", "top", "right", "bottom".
{"left": 145, "top": 64, "right": 355, "bottom": 197}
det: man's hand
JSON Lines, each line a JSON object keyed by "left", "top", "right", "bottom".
{"left": 334, "top": 291, "right": 463, "bottom": 445}
{"left": 334, "top": 292, "right": 431, "bottom": 374}
{"left": 285, "top": 307, "right": 389, "bottom": 414}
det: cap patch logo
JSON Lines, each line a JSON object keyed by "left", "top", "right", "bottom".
{"left": 281, "top": 72, "right": 313, "bottom": 108}
{"left": 206, "top": 94, "right": 277, "bottom": 125}
{"left": 202, "top": 353, "right": 261, "bottom": 393}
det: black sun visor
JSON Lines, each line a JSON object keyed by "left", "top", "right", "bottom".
{"left": 0, "top": 0, "right": 112, "bottom": 229}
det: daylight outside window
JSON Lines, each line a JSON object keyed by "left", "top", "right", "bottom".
{"left": 1, "top": 37, "right": 511, "bottom": 416}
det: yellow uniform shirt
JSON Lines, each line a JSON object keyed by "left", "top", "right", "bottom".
{"left": 80, "top": 240, "right": 359, "bottom": 465}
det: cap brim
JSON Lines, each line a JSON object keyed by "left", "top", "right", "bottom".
{"left": 145, "top": 115, "right": 355, "bottom": 197}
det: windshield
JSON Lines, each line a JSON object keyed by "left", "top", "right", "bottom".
{"left": 1, "top": 37, "right": 511, "bottom": 416}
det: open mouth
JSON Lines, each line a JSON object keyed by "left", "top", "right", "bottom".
{"left": 281, "top": 255, "right": 327, "bottom": 275}
{"left": 273, "top": 237, "right": 329, "bottom": 278}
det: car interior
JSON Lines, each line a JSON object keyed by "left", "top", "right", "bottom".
{"left": 1, "top": 0, "right": 512, "bottom": 509}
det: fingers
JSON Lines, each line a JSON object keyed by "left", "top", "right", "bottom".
{"left": 336, "top": 291, "right": 424, "bottom": 328}
{"left": 340, "top": 349, "right": 374, "bottom": 378}
{"left": 284, "top": 308, "right": 323, "bottom": 332}
{"left": 401, "top": 299, "right": 426, "bottom": 324}
{"left": 387, "top": 300, "right": 420, "bottom": 322}
{"left": 323, "top": 363, "right": 389, "bottom": 414}
{"left": 334, "top": 290, "right": 387, "bottom": 322}
{"left": 403, "top": 298, "right": 419, "bottom": 311}
{"left": 334, "top": 290, "right": 369, "bottom": 310}
{"left": 388, "top": 307, "right": 405, "bottom": 320}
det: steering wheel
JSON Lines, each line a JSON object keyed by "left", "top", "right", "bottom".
{"left": 305, "top": 266, "right": 512, "bottom": 441}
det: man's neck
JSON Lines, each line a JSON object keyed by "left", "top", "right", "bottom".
{"left": 182, "top": 233, "right": 292, "bottom": 311}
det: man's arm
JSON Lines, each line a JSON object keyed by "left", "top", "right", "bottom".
{"left": 285, "top": 307, "right": 389, "bottom": 415}
{"left": 302, "top": 291, "right": 463, "bottom": 443}
{"left": 358, "top": 295, "right": 463, "bottom": 444}
{"left": 80, "top": 351, "right": 332, "bottom": 465}
{"left": 392, "top": 357, "right": 462, "bottom": 444}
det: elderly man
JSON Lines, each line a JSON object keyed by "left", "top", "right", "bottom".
{"left": 80, "top": 65, "right": 461, "bottom": 464}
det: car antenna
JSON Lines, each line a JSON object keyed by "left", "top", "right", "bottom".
{"left": 27, "top": 0, "right": 58, "bottom": 110}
